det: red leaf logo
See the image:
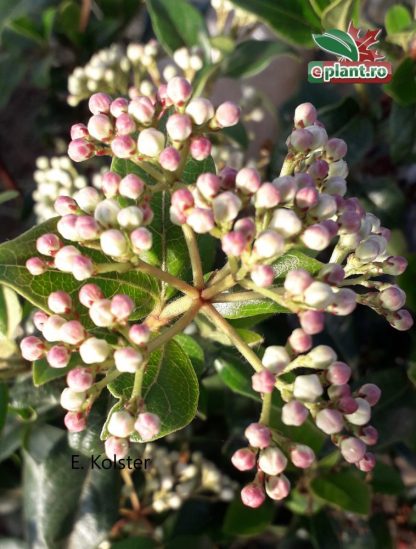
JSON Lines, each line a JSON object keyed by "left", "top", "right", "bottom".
{"left": 345, "top": 23, "right": 385, "bottom": 63}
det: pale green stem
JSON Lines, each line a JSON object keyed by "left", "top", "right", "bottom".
{"left": 136, "top": 259, "right": 199, "bottom": 298}
{"left": 208, "top": 263, "right": 231, "bottom": 286}
{"left": 259, "top": 392, "right": 273, "bottom": 425}
{"left": 95, "top": 262, "right": 132, "bottom": 274}
{"left": 131, "top": 158, "right": 165, "bottom": 183}
{"left": 279, "top": 154, "right": 295, "bottom": 176}
{"left": 131, "top": 366, "right": 145, "bottom": 399}
{"left": 201, "top": 274, "right": 237, "bottom": 300}
{"left": 240, "top": 280, "right": 297, "bottom": 312}
{"left": 159, "top": 295, "right": 194, "bottom": 320}
{"left": 91, "top": 368, "right": 120, "bottom": 395}
{"left": 212, "top": 291, "right": 264, "bottom": 303}
{"left": 182, "top": 224, "right": 204, "bottom": 289}
{"left": 147, "top": 302, "right": 201, "bottom": 353}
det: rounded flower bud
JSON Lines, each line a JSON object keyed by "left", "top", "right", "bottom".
{"left": 270, "top": 208, "right": 302, "bottom": 237}
{"left": 64, "top": 411, "right": 87, "bottom": 433}
{"left": 110, "top": 97, "right": 129, "bottom": 118}
{"left": 215, "top": 101, "right": 240, "bottom": 127}
{"left": 234, "top": 217, "right": 255, "bottom": 241}
{"left": 357, "top": 452, "right": 376, "bottom": 472}
{"left": 115, "top": 113, "right": 136, "bottom": 135}
{"left": 111, "top": 135, "right": 136, "bottom": 158}
{"left": 338, "top": 395, "right": 359, "bottom": 414}
{"left": 236, "top": 167, "right": 262, "bottom": 195}
{"left": 293, "top": 374, "right": 323, "bottom": 402}
{"left": 340, "top": 436, "right": 366, "bottom": 463}
{"left": 250, "top": 265, "right": 275, "bottom": 287}
{"left": 47, "top": 345, "right": 71, "bottom": 368}
{"left": 328, "top": 159, "right": 348, "bottom": 178}
{"left": 60, "top": 320, "right": 86, "bottom": 345}
{"left": 105, "top": 436, "right": 129, "bottom": 460}
{"left": 130, "top": 227, "right": 153, "bottom": 253}
{"left": 272, "top": 176, "right": 297, "bottom": 202}
{"left": 302, "top": 224, "right": 331, "bottom": 251}
{"left": 134, "top": 412, "right": 161, "bottom": 441}
{"left": 70, "top": 123, "right": 88, "bottom": 140}
{"left": 304, "top": 281, "right": 334, "bottom": 309}
{"left": 60, "top": 388, "right": 86, "bottom": 411}
{"left": 380, "top": 286, "right": 406, "bottom": 312}
{"left": 327, "top": 361, "right": 351, "bottom": 385}
{"left": 196, "top": 173, "right": 221, "bottom": 200}
{"left": 137, "top": 128, "right": 165, "bottom": 157}
{"left": 186, "top": 208, "right": 214, "bottom": 233}
{"left": 383, "top": 256, "right": 408, "bottom": 276}
{"left": 344, "top": 397, "right": 371, "bottom": 426}
{"left": 68, "top": 139, "right": 95, "bottom": 162}
{"left": 231, "top": 448, "right": 257, "bottom": 471}
{"left": 102, "top": 172, "right": 121, "bottom": 198}
{"left": 221, "top": 231, "right": 246, "bottom": 256}
{"left": 288, "top": 328, "right": 312, "bottom": 353}
{"left": 76, "top": 216, "right": 100, "bottom": 241}
{"left": 117, "top": 206, "right": 144, "bottom": 229}
{"left": 72, "top": 255, "right": 94, "bottom": 281}
{"left": 100, "top": 229, "right": 129, "bottom": 257}
{"left": 166, "top": 113, "right": 192, "bottom": 141}
{"left": 359, "top": 425, "right": 378, "bottom": 446}
{"left": 42, "top": 315, "right": 65, "bottom": 342}
{"left": 36, "top": 234, "right": 62, "bottom": 257}
{"left": 48, "top": 291, "right": 72, "bottom": 314}
{"left": 358, "top": 383, "right": 381, "bottom": 406}
{"left": 119, "top": 174, "right": 145, "bottom": 200}
{"left": 79, "top": 337, "right": 110, "bottom": 364}
{"left": 325, "top": 176, "right": 347, "bottom": 196}
{"left": 294, "top": 102, "right": 317, "bottom": 128}
{"left": 110, "top": 295, "right": 134, "bottom": 322}
{"left": 258, "top": 447, "right": 287, "bottom": 476}
{"left": 299, "top": 310, "right": 324, "bottom": 335}
{"left": 128, "top": 96, "right": 155, "bottom": 125}
{"left": 295, "top": 186, "right": 319, "bottom": 210}
{"left": 212, "top": 192, "right": 242, "bottom": 223}
{"left": 79, "top": 284, "right": 104, "bottom": 308}
{"left": 255, "top": 182, "right": 281, "bottom": 209}
{"left": 253, "top": 230, "right": 284, "bottom": 259}
{"left": 89, "top": 299, "right": 114, "bottom": 327}
{"left": 252, "top": 370, "right": 276, "bottom": 393}
{"left": 284, "top": 269, "right": 313, "bottom": 295}
{"left": 114, "top": 347, "right": 143, "bottom": 373}
{"left": 33, "top": 311, "right": 48, "bottom": 331}
{"left": 304, "top": 125, "right": 328, "bottom": 149}
{"left": 308, "top": 159, "right": 329, "bottom": 181}
{"left": 387, "top": 309, "right": 413, "bottom": 331}
{"left": 20, "top": 336, "right": 45, "bottom": 361}
{"left": 94, "top": 198, "right": 121, "bottom": 227}
{"left": 108, "top": 410, "right": 135, "bottom": 438}
{"left": 244, "top": 422, "right": 271, "bottom": 449}
{"left": 289, "top": 128, "right": 313, "bottom": 152}
{"left": 241, "top": 483, "right": 265, "bottom": 508}
{"left": 53, "top": 195, "right": 77, "bottom": 216}
{"left": 74, "top": 187, "right": 101, "bottom": 214}
{"left": 355, "top": 237, "right": 383, "bottom": 263}
{"left": 190, "top": 136, "right": 212, "bottom": 160}
{"left": 186, "top": 98, "right": 214, "bottom": 125}
{"left": 159, "top": 147, "right": 181, "bottom": 171}
{"left": 265, "top": 474, "right": 290, "bottom": 501}
{"left": 325, "top": 138, "right": 347, "bottom": 161}
{"left": 67, "top": 367, "right": 94, "bottom": 392}
{"left": 290, "top": 444, "right": 315, "bottom": 468}
{"left": 57, "top": 215, "right": 79, "bottom": 241}
{"left": 26, "top": 257, "right": 47, "bottom": 276}
{"left": 308, "top": 345, "right": 337, "bottom": 368}
{"left": 262, "top": 345, "right": 290, "bottom": 373}
{"left": 89, "top": 92, "right": 111, "bottom": 115}
{"left": 166, "top": 76, "right": 192, "bottom": 106}
{"left": 281, "top": 400, "right": 308, "bottom": 426}
{"left": 129, "top": 323, "right": 150, "bottom": 345}
{"left": 87, "top": 114, "right": 113, "bottom": 141}
{"left": 315, "top": 408, "right": 344, "bottom": 434}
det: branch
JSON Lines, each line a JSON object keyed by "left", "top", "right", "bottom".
{"left": 201, "top": 274, "right": 237, "bottom": 300}
{"left": 147, "top": 302, "right": 201, "bottom": 353}
{"left": 182, "top": 224, "right": 204, "bottom": 289}
{"left": 136, "top": 259, "right": 199, "bottom": 298}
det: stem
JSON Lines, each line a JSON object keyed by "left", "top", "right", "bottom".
{"left": 212, "top": 290, "right": 265, "bottom": 303}
{"left": 240, "top": 280, "right": 296, "bottom": 312}
{"left": 120, "top": 469, "right": 141, "bottom": 513}
{"left": 182, "top": 224, "right": 204, "bottom": 289}
{"left": 131, "top": 158, "right": 165, "bottom": 183}
{"left": 259, "top": 392, "right": 272, "bottom": 425}
{"left": 202, "top": 274, "right": 237, "bottom": 300}
{"left": 136, "top": 259, "right": 199, "bottom": 298}
{"left": 280, "top": 154, "right": 295, "bottom": 176}
{"left": 201, "top": 304, "right": 263, "bottom": 372}
{"left": 159, "top": 295, "right": 194, "bottom": 320}
{"left": 207, "top": 263, "right": 231, "bottom": 286}
{"left": 147, "top": 302, "right": 201, "bottom": 353}
{"left": 91, "top": 368, "right": 120, "bottom": 395}
{"left": 131, "top": 366, "right": 145, "bottom": 399}
{"left": 95, "top": 262, "right": 132, "bottom": 274}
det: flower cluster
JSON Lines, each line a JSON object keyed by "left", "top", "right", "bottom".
{"left": 210, "top": 0, "right": 258, "bottom": 35}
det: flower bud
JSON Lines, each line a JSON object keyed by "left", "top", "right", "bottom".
{"left": 309, "top": 193, "right": 337, "bottom": 221}
{"left": 255, "top": 183, "right": 281, "bottom": 209}
{"left": 231, "top": 448, "right": 257, "bottom": 471}
{"left": 253, "top": 230, "right": 284, "bottom": 259}
{"left": 387, "top": 309, "right": 413, "bottom": 331}
{"left": 166, "top": 114, "right": 192, "bottom": 141}
{"left": 308, "top": 159, "right": 329, "bottom": 181}
{"left": 76, "top": 215, "right": 101, "bottom": 240}
{"left": 234, "top": 217, "right": 255, "bottom": 241}
{"left": 325, "top": 138, "right": 347, "bottom": 161}
{"left": 42, "top": 315, "right": 65, "bottom": 342}
{"left": 258, "top": 447, "right": 287, "bottom": 476}
{"left": 290, "top": 444, "right": 315, "bottom": 468}
{"left": 359, "top": 425, "right": 378, "bottom": 446}
{"left": 324, "top": 176, "right": 347, "bottom": 196}
{"left": 315, "top": 408, "right": 344, "bottom": 434}
{"left": 61, "top": 388, "right": 86, "bottom": 411}
{"left": 47, "top": 345, "right": 71, "bottom": 368}
{"left": 215, "top": 101, "right": 240, "bottom": 127}
{"left": 36, "top": 234, "right": 62, "bottom": 256}
{"left": 79, "top": 284, "right": 104, "bottom": 308}
{"left": 236, "top": 167, "right": 262, "bottom": 195}
{"left": 108, "top": 410, "right": 135, "bottom": 438}
{"left": 60, "top": 320, "right": 86, "bottom": 345}
{"left": 110, "top": 97, "right": 129, "bottom": 118}
{"left": 134, "top": 412, "right": 161, "bottom": 441}
{"left": 186, "top": 208, "right": 215, "bottom": 233}
{"left": 117, "top": 206, "right": 144, "bottom": 229}
{"left": 383, "top": 256, "right": 407, "bottom": 275}
{"left": 265, "top": 474, "right": 290, "bottom": 501}
{"left": 328, "top": 159, "right": 348, "bottom": 178}
{"left": 102, "top": 172, "right": 121, "bottom": 198}
{"left": 105, "top": 436, "right": 129, "bottom": 460}
{"left": 289, "top": 128, "right": 313, "bottom": 152}
{"left": 355, "top": 235, "right": 385, "bottom": 263}
{"left": 68, "top": 139, "right": 95, "bottom": 162}
{"left": 54, "top": 196, "right": 78, "bottom": 216}
{"left": 130, "top": 227, "right": 152, "bottom": 253}
{"left": 87, "top": 114, "right": 113, "bottom": 141}
{"left": 72, "top": 255, "right": 94, "bottom": 281}
{"left": 304, "top": 281, "right": 334, "bottom": 309}
{"left": 74, "top": 187, "right": 101, "bottom": 213}
{"left": 190, "top": 136, "right": 212, "bottom": 161}
{"left": 221, "top": 231, "right": 246, "bottom": 256}
{"left": 57, "top": 215, "right": 79, "bottom": 241}
{"left": 299, "top": 310, "right": 324, "bottom": 335}
{"left": 344, "top": 397, "right": 371, "bottom": 426}
{"left": 308, "top": 345, "right": 336, "bottom": 368}
{"left": 358, "top": 383, "right": 381, "bottom": 406}
{"left": 327, "top": 384, "right": 350, "bottom": 400}
{"left": 281, "top": 400, "right": 308, "bottom": 426}
{"left": 100, "top": 229, "right": 129, "bottom": 257}
{"left": 294, "top": 102, "right": 317, "bottom": 128}
{"left": 70, "top": 123, "right": 89, "bottom": 140}
{"left": 250, "top": 265, "right": 275, "bottom": 287}
{"left": 212, "top": 192, "right": 242, "bottom": 223}
{"left": 129, "top": 323, "right": 150, "bottom": 345}
{"left": 89, "top": 92, "right": 111, "bottom": 115}
{"left": 186, "top": 98, "right": 214, "bottom": 125}
{"left": 67, "top": 367, "right": 94, "bottom": 391}
{"left": 26, "top": 257, "right": 47, "bottom": 275}
{"left": 380, "top": 286, "right": 406, "bottom": 311}
{"left": 47, "top": 291, "right": 72, "bottom": 314}
{"left": 295, "top": 186, "right": 319, "bottom": 210}
{"left": 262, "top": 345, "right": 290, "bottom": 373}
{"left": 159, "top": 147, "right": 181, "bottom": 171}
{"left": 293, "top": 374, "right": 323, "bottom": 401}
{"left": 137, "top": 128, "right": 165, "bottom": 157}
{"left": 114, "top": 347, "right": 143, "bottom": 373}
{"left": 302, "top": 224, "right": 331, "bottom": 251}
{"left": 20, "top": 336, "right": 45, "bottom": 361}
{"left": 115, "top": 113, "right": 136, "bottom": 135}
{"left": 89, "top": 299, "right": 114, "bottom": 327}
{"left": 109, "top": 295, "right": 134, "bottom": 323}
{"left": 128, "top": 96, "right": 155, "bottom": 125}
{"left": 340, "top": 436, "right": 366, "bottom": 463}
{"left": 270, "top": 208, "right": 302, "bottom": 237}
{"left": 288, "top": 328, "right": 312, "bottom": 353}
{"left": 304, "top": 125, "right": 328, "bottom": 149}
{"left": 252, "top": 370, "right": 276, "bottom": 393}
{"left": 241, "top": 483, "right": 265, "bottom": 508}
{"left": 33, "top": 311, "right": 48, "bottom": 331}
{"left": 166, "top": 76, "right": 192, "bottom": 105}
{"left": 338, "top": 395, "right": 359, "bottom": 414}
{"left": 284, "top": 269, "right": 313, "bottom": 295}
{"left": 244, "top": 422, "right": 271, "bottom": 449}
{"left": 272, "top": 176, "right": 297, "bottom": 202}
{"left": 327, "top": 361, "right": 351, "bottom": 385}
{"left": 111, "top": 135, "right": 136, "bottom": 158}
{"left": 219, "top": 166, "right": 237, "bottom": 189}
{"left": 64, "top": 411, "right": 87, "bottom": 432}
{"left": 357, "top": 452, "right": 376, "bottom": 472}
{"left": 330, "top": 288, "right": 356, "bottom": 316}
{"left": 196, "top": 173, "right": 221, "bottom": 199}
{"left": 79, "top": 337, "right": 110, "bottom": 364}
{"left": 94, "top": 198, "right": 121, "bottom": 227}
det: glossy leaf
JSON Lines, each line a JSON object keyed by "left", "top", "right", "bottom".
{"left": 388, "top": 102, "right": 416, "bottom": 163}
{"left": 0, "top": 286, "right": 22, "bottom": 339}
{"left": 321, "top": 0, "right": 360, "bottom": 31}
{"left": 310, "top": 471, "right": 371, "bottom": 515}
{"left": 174, "top": 334, "right": 205, "bottom": 377}
{"left": 223, "top": 498, "right": 275, "bottom": 536}
{"left": 221, "top": 40, "right": 294, "bottom": 78}
{"left": 385, "top": 5, "right": 412, "bottom": 36}
{"left": 108, "top": 339, "right": 199, "bottom": 441}
{"left": 182, "top": 156, "right": 216, "bottom": 184}
{"left": 385, "top": 57, "right": 416, "bottom": 106}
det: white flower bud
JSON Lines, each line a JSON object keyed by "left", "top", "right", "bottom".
{"left": 270, "top": 208, "right": 302, "bottom": 237}
{"left": 100, "top": 229, "right": 129, "bottom": 257}
{"left": 303, "top": 281, "right": 334, "bottom": 309}
{"left": 60, "top": 388, "right": 86, "bottom": 411}
{"left": 74, "top": 187, "right": 101, "bottom": 213}
{"left": 308, "top": 345, "right": 337, "bottom": 368}
{"left": 94, "top": 198, "right": 121, "bottom": 227}
{"left": 79, "top": 337, "right": 110, "bottom": 364}
{"left": 108, "top": 410, "right": 135, "bottom": 438}
{"left": 114, "top": 347, "right": 143, "bottom": 373}
{"left": 344, "top": 397, "right": 371, "bottom": 426}
{"left": 89, "top": 299, "right": 114, "bottom": 327}
{"left": 293, "top": 374, "right": 323, "bottom": 401}
{"left": 137, "top": 128, "right": 165, "bottom": 157}
{"left": 117, "top": 206, "right": 144, "bottom": 229}
{"left": 212, "top": 192, "right": 242, "bottom": 223}
{"left": 262, "top": 346, "right": 290, "bottom": 374}
{"left": 185, "top": 98, "right": 214, "bottom": 125}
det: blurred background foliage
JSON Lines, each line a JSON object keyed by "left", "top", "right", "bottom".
{"left": 0, "top": 0, "right": 416, "bottom": 547}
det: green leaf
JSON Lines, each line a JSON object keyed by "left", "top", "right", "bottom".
{"left": 146, "top": 0, "right": 208, "bottom": 55}
{"left": 0, "top": 286, "right": 22, "bottom": 339}
{"left": 222, "top": 122, "right": 249, "bottom": 149}
{"left": 312, "top": 29, "right": 359, "bottom": 61}
{"left": 385, "top": 57, "right": 416, "bottom": 106}
{"left": 221, "top": 40, "right": 294, "bottom": 78}
{"left": 223, "top": 498, "right": 275, "bottom": 536}
{"left": 229, "top": 0, "right": 321, "bottom": 47}
{"left": 388, "top": 102, "right": 416, "bottom": 163}
{"left": 0, "top": 218, "right": 159, "bottom": 323}
{"left": 321, "top": 0, "right": 360, "bottom": 31}
{"left": 174, "top": 334, "right": 205, "bottom": 377}
{"left": 33, "top": 353, "right": 81, "bottom": 387}
{"left": 369, "top": 513, "right": 394, "bottom": 549}
{"left": 0, "top": 416, "right": 24, "bottom": 462}
{"left": 0, "top": 382, "right": 8, "bottom": 434}
{"left": 308, "top": 510, "right": 342, "bottom": 549}
{"left": 108, "top": 339, "right": 199, "bottom": 441}
{"left": 310, "top": 471, "right": 371, "bottom": 515}
{"left": 286, "top": 488, "right": 324, "bottom": 515}
{"left": 385, "top": 5, "right": 412, "bottom": 35}
{"left": 182, "top": 156, "right": 216, "bottom": 184}
{"left": 110, "top": 157, "right": 157, "bottom": 185}
{"left": 371, "top": 462, "right": 404, "bottom": 495}
{"left": 273, "top": 249, "right": 322, "bottom": 279}
{"left": 0, "top": 190, "right": 19, "bottom": 205}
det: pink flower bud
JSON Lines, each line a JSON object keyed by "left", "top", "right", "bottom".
{"left": 250, "top": 265, "right": 275, "bottom": 288}
{"left": 270, "top": 208, "right": 302, "bottom": 237}
{"left": 290, "top": 444, "right": 315, "bottom": 468}
{"left": 299, "top": 310, "right": 324, "bottom": 335}
{"left": 304, "top": 125, "right": 328, "bottom": 149}
{"left": 76, "top": 215, "right": 101, "bottom": 241}
{"left": 171, "top": 188, "right": 194, "bottom": 212}
{"left": 309, "top": 193, "right": 337, "bottom": 221}
{"left": 234, "top": 217, "right": 255, "bottom": 241}
{"left": 231, "top": 448, "right": 257, "bottom": 471}
{"left": 190, "top": 136, "right": 212, "bottom": 160}
{"left": 281, "top": 400, "right": 308, "bottom": 426}
{"left": 111, "top": 135, "right": 137, "bottom": 158}
{"left": 308, "top": 159, "right": 329, "bottom": 181}
{"left": 130, "top": 227, "right": 153, "bottom": 253}
{"left": 100, "top": 229, "right": 128, "bottom": 257}
{"left": 67, "top": 367, "right": 94, "bottom": 391}
{"left": 159, "top": 147, "right": 181, "bottom": 171}
{"left": 72, "top": 255, "right": 94, "bottom": 281}
{"left": 325, "top": 138, "right": 347, "bottom": 161}
{"left": 325, "top": 176, "right": 347, "bottom": 196}
{"left": 88, "top": 114, "right": 114, "bottom": 141}
{"left": 358, "top": 384, "right": 381, "bottom": 406}
{"left": 33, "top": 310, "right": 48, "bottom": 331}
{"left": 64, "top": 411, "right": 87, "bottom": 432}
{"left": 359, "top": 425, "right": 378, "bottom": 446}
{"left": 327, "top": 361, "right": 351, "bottom": 385}
{"left": 57, "top": 215, "right": 79, "bottom": 241}
{"left": 330, "top": 288, "right": 356, "bottom": 316}
{"left": 118, "top": 174, "right": 145, "bottom": 200}
{"left": 304, "top": 281, "right": 334, "bottom": 309}
{"left": 42, "top": 315, "right": 65, "bottom": 342}
{"left": 36, "top": 234, "right": 62, "bottom": 257}
{"left": 244, "top": 422, "right": 271, "bottom": 449}
{"left": 220, "top": 166, "right": 237, "bottom": 189}
{"left": 134, "top": 412, "right": 161, "bottom": 441}
{"left": 186, "top": 98, "right": 214, "bottom": 125}
{"left": 294, "top": 102, "right": 317, "bottom": 128}
{"left": 288, "top": 328, "right": 312, "bottom": 353}
{"left": 265, "top": 474, "right": 290, "bottom": 501}
{"left": 215, "top": 101, "right": 240, "bottom": 127}
{"left": 60, "top": 320, "right": 86, "bottom": 345}
{"left": 357, "top": 452, "right": 376, "bottom": 472}
{"left": 380, "top": 286, "right": 406, "bottom": 311}
{"left": 170, "top": 206, "right": 186, "bottom": 225}
{"left": 196, "top": 173, "right": 221, "bottom": 200}
{"left": 262, "top": 346, "right": 290, "bottom": 373}
{"left": 79, "top": 284, "right": 104, "bottom": 308}
{"left": 186, "top": 208, "right": 214, "bottom": 233}
{"left": 48, "top": 291, "right": 72, "bottom": 314}
{"left": 212, "top": 192, "right": 241, "bottom": 223}
{"left": 315, "top": 408, "right": 344, "bottom": 434}
{"left": 102, "top": 172, "right": 121, "bottom": 198}
{"left": 272, "top": 176, "right": 297, "bottom": 202}
{"left": 308, "top": 345, "right": 337, "bottom": 368}
{"left": 345, "top": 397, "right": 371, "bottom": 426}
{"left": 289, "top": 128, "right": 313, "bottom": 152}
{"left": 128, "top": 96, "right": 155, "bottom": 124}
{"left": 340, "top": 436, "right": 366, "bottom": 463}
{"left": 252, "top": 370, "right": 276, "bottom": 393}
{"left": 89, "top": 299, "right": 114, "bottom": 327}
{"left": 68, "top": 139, "right": 95, "bottom": 162}
{"left": 26, "top": 257, "right": 47, "bottom": 275}
{"left": 302, "top": 224, "right": 331, "bottom": 251}
{"left": 20, "top": 336, "right": 45, "bottom": 361}
{"left": 284, "top": 269, "right": 313, "bottom": 295}
{"left": 166, "top": 76, "right": 192, "bottom": 106}
{"left": 319, "top": 264, "right": 345, "bottom": 285}
{"left": 111, "top": 295, "right": 134, "bottom": 322}
{"left": 54, "top": 196, "right": 78, "bottom": 216}
{"left": 293, "top": 374, "right": 323, "bottom": 402}
{"left": 105, "top": 436, "right": 129, "bottom": 460}
{"left": 70, "top": 123, "right": 88, "bottom": 140}
{"left": 47, "top": 345, "right": 71, "bottom": 368}
{"left": 236, "top": 167, "right": 261, "bottom": 194}
{"left": 387, "top": 309, "right": 413, "bottom": 331}
{"left": 79, "top": 337, "right": 110, "bottom": 364}
{"left": 89, "top": 92, "right": 112, "bottom": 115}
{"left": 137, "top": 128, "right": 165, "bottom": 157}
{"left": 221, "top": 231, "right": 246, "bottom": 256}
{"left": 258, "top": 446, "right": 287, "bottom": 475}
{"left": 253, "top": 230, "right": 284, "bottom": 259}
{"left": 110, "top": 97, "right": 129, "bottom": 118}
{"left": 383, "top": 256, "right": 407, "bottom": 276}
{"left": 129, "top": 323, "right": 150, "bottom": 345}
{"left": 255, "top": 183, "right": 281, "bottom": 209}
{"left": 338, "top": 395, "right": 359, "bottom": 414}
{"left": 114, "top": 347, "right": 143, "bottom": 373}
{"left": 108, "top": 410, "right": 135, "bottom": 438}
{"left": 166, "top": 113, "right": 192, "bottom": 141}
{"left": 295, "top": 186, "right": 319, "bottom": 210}
{"left": 327, "top": 384, "right": 350, "bottom": 400}
{"left": 241, "top": 483, "right": 266, "bottom": 508}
